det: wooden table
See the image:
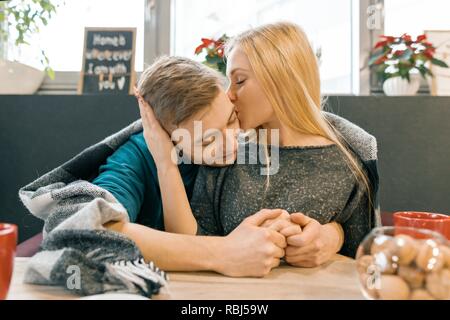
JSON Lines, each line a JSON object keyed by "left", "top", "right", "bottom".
{"left": 8, "top": 255, "right": 364, "bottom": 300}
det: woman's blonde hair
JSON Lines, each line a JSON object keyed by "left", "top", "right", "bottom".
{"left": 225, "top": 21, "right": 372, "bottom": 208}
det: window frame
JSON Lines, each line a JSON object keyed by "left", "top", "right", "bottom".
{"left": 37, "top": 0, "right": 382, "bottom": 95}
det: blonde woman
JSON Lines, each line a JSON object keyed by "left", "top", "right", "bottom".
{"left": 139, "top": 22, "right": 380, "bottom": 267}
{"left": 217, "top": 22, "right": 380, "bottom": 262}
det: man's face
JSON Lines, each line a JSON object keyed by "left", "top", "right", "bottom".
{"left": 172, "top": 88, "right": 240, "bottom": 167}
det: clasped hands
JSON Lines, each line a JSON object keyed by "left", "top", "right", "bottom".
{"left": 260, "top": 210, "right": 342, "bottom": 268}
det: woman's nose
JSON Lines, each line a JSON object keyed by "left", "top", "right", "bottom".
{"left": 227, "top": 87, "right": 236, "bottom": 102}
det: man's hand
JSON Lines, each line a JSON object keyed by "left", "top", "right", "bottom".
{"left": 284, "top": 213, "right": 343, "bottom": 268}
{"left": 215, "top": 209, "right": 288, "bottom": 278}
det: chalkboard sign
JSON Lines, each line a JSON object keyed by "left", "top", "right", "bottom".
{"left": 78, "top": 28, "right": 136, "bottom": 95}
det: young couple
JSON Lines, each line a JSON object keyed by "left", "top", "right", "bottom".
{"left": 96, "top": 22, "right": 379, "bottom": 278}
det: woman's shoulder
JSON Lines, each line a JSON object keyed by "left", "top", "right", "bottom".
{"left": 196, "top": 164, "right": 230, "bottom": 184}
{"left": 323, "top": 112, "right": 378, "bottom": 162}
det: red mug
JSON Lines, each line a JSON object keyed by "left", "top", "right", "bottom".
{"left": 393, "top": 211, "right": 450, "bottom": 240}
{"left": 0, "top": 224, "right": 18, "bottom": 300}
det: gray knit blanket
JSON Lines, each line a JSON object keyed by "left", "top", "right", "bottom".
{"left": 18, "top": 120, "right": 170, "bottom": 297}
{"left": 18, "top": 111, "right": 379, "bottom": 297}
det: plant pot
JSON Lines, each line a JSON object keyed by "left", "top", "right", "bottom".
{"left": 0, "top": 59, "right": 45, "bottom": 94}
{"left": 382, "top": 75, "right": 421, "bottom": 96}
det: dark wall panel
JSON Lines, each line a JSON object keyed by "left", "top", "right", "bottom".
{"left": 0, "top": 95, "right": 140, "bottom": 242}
{"left": 325, "top": 96, "right": 450, "bottom": 215}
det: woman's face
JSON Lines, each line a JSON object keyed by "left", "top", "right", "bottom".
{"left": 226, "top": 47, "right": 275, "bottom": 130}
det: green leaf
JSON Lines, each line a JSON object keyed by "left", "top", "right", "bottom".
{"left": 417, "top": 65, "right": 432, "bottom": 79}
{"left": 382, "top": 72, "right": 400, "bottom": 83}
{"left": 398, "top": 66, "right": 411, "bottom": 81}
{"left": 5, "top": 0, "right": 62, "bottom": 72}
{"left": 218, "top": 62, "right": 227, "bottom": 76}
{"left": 418, "top": 67, "right": 426, "bottom": 78}
{"left": 405, "top": 73, "right": 411, "bottom": 82}
{"left": 205, "top": 54, "right": 222, "bottom": 65}
{"left": 45, "top": 67, "right": 55, "bottom": 80}
{"left": 376, "top": 64, "right": 389, "bottom": 73}
{"left": 431, "top": 58, "right": 449, "bottom": 68}
{"left": 422, "top": 66, "right": 433, "bottom": 76}
{"left": 368, "top": 50, "right": 387, "bottom": 66}
{"left": 398, "top": 48, "right": 413, "bottom": 61}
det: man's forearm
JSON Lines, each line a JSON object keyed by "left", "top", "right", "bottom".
{"left": 106, "top": 221, "right": 221, "bottom": 272}
{"left": 106, "top": 209, "right": 288, "bottom": 277}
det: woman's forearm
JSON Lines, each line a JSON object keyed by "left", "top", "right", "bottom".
{"left": 322, "top": 222, "right": 344, "bottom": 254}
{"left": 157, "top": 163, "right": 198, "bottom": 235}
{"left": 136, "top": 92, "right": 197, "bottom": 235}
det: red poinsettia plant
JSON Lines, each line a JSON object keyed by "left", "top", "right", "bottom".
{"left": 195, "top": 34, "right": 230, "bottom": 76}
{"left": 369, "top": 33, "right": 448, "bottom": 83}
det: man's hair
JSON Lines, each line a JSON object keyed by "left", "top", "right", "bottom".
{"left": 137, "top": 56, "right": 225, "bottom": 129}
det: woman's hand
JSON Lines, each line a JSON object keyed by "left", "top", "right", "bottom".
{"left": 261, "top": 210, "right": 303, "bottom": 236}
{"left": 284, "top": 213, "right": 344, "bottom": 268}
{"left": 260, "top": 209, "right": 290, "bottom": 227}
{"left": 135, "top": 88, "right": 177, "bottom": 169}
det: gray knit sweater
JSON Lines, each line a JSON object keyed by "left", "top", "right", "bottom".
{"left": 191, "top": 143, "right": 373, "bottom": 258}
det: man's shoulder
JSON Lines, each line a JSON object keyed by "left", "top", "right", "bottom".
{"left": 117, "top": 131, "right": 148, "bottom": 157}
{"left": 128, "top": 131, "right": 146, "bottom": 149}
{"left": 106, "top": 130, "right": 154, "bottom": 169}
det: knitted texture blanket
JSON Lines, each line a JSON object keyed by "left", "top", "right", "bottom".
{"left": 18, "top": 120, "right": 169, "bottom": 297}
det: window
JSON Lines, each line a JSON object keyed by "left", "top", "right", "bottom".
{"left": 384, "top": 0, "right": 450, "bottom": 37}
{"left": 8, "top": 0, "right": 145, "bottom": 72}
{"left": 172, "top": 0, "right": 354, "bottom": 94}
{"left": 5, "top": 0, "right": 408, "bottom": 95}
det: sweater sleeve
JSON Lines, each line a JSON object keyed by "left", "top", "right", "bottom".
{"left": 333, "top": 181, "right": 374, "bottom": 258}
{"left": 92, "top": 133, "right": 156, "bottom": 222}
{"left": 190, "top": 166, "right": 224, "bottom": 236}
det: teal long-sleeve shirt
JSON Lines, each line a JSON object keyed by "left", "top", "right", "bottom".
{"left": 92, "top": 132, "right": 199, "bottom": 230}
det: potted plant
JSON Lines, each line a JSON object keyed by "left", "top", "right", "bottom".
{"left": 0, "top": 0, "right": 59, "bottom": 94}
{"left": 369, "top": 33, "right": 449, "bottom": 96}
{"left": 195, "top": 34, "right": 230, "bottom": 76}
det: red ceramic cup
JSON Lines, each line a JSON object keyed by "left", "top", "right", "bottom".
{"left": 0, "top": 224, "right": 18, "bottom": 300}
{"left": 393, "top": 211, "right": 450, "bottom": 240}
